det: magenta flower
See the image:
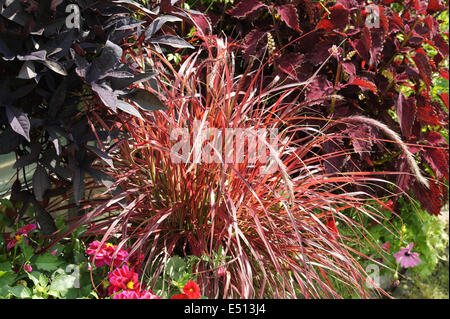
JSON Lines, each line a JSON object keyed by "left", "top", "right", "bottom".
{"left": 86, "top": 241, "right": 129, "bottom": 268}
{"left": 112, "top": 290, "right": 140, "bottom": 299}
{"left": 394, "top": 242, "right": 421, "bottom": 268}
{"left": 112, "top": 290, "right": 160, "bottom": 299}
{"left": 4, "top": 224, "right": 37, "bottom": 251}
{"left": 23, "top": 263, "right": 32, "bottom": 272}
{"left": 108, "top": 264, "right": 141, "bottom": 295}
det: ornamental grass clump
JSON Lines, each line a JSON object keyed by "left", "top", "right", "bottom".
{"left": 59, "top": 32, "right": 424, "bottom": 299}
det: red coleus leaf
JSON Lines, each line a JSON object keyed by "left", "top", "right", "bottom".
{"left": 276, "top": 4, "right": 300, "bottom": 31}
{"left": 416, "top": 103, "right": 441, "bottom": 126}
{"left": 346, "top": 77, "right": 377, "bottom": 93}
{"left": 276, "top": 53, "right": 304, "bottom": 80}
{"left": 396, "top": 93, "right": 417, "bottom": 139}
{"left": 432, "top": 33, "right": 450, "bottom": 58}
{"left": 439, "top": 93, "right": 449, "bottom": 110}
{"left": 412, "top": 48, "right": 432, "bottom": 89}
{"left": 439, "top": 68, "right": 449, "bottom": 80}
{"left": 347, "top": 124, "right": 377, "bottom": 159}
{"left": 427, "top": 0, "right": 445, "bottom": 14}
{"left": 426, "top": 131, "right": 447, "bottom": 146}
{"left": 317, "top": 18, "right": 334, "bottom": 30}
{"left": 423, "top": 146, "right": 449, "bottom": 181}
{"left": 190, "top": 12, "right": 212, "bottom": 36}
{"left": 352, "top": 27, "right": 372, "bottom": 63}
{"left": 412, "top": 179, "right": 444, "bottom": 216}
{"left": 228, "top": 0, "right": 266, "bottom": 18}
{"left": 241, "top": 29, "right": 266, "bottom": 61}
{"left": 329, "top": 4, "right": 349, "bottom": 30}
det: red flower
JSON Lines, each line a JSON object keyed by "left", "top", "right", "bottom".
{"left": 108, "top": 265, "right": 141, "bottom": 295}
{"left": 171, "top": 293, "right": 189, "bottom": 299}
{"left": 183, "top": 280, "right": 201, "bottom": 299}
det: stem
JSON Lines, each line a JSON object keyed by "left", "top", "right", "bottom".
{"left": 330, "top": 62, "right": 342, "bottom": 114}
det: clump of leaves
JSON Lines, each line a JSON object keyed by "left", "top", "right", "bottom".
{"left": 55, "top": 33, "right": 417, "bottom": 299}
{"left": 190, "top": 0, "right": 449, "bottom": 216}
{"left": 0, "top": 0, "right": 196, "bottom": 235}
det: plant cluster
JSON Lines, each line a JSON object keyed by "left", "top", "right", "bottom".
{"left": 0, "top": 0, "right": 448, "bottom": 300}
{"left": 0, "top": 0, "right": 192, "bottom": 233}
{"left": 191, "top": 0, "right": 449, "bottom": 216}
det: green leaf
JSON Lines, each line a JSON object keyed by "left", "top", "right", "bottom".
{"left": 34, "top": 253, "right": 62, "bottom": 272}
{"left": 9, "top": 286, "right": 32, "bottom": 298}
{"left": 165, "top": 256, "right": 187, "bottom": 281}
{"left": 21, "top": 243, "right": 34, "bottom": 261}
{"left": 0, "top": 261, "right": 11, "bottom": 272}
{"left": 0, "top": 272, "right": 16, "bottom": 287}
{"left": 48, "top": 274, "right": 77, "bottom": 298}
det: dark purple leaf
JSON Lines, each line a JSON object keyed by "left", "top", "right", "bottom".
{"left": 145, "top": 15, "right": 182, "bottom": 39}
{"left": 124, "top": 88, "right": 166, "bottom": 112}
{"left": 49, "top": 80, "right": 67, "bottom": 118}
{"left": 110, "top": 72, "right": 157, "bottom": 90}
{"left": 6, "top": 105, "right": 31, "bottom": 142}
{"left": 86, "top": 145, "right": 114, "bottom": 169}
{"left": 0, "top": 127, "right": 23, "bottom": 154}
{"left": 91, "top": 82, "right": 118, "bottom": 111}
{"left": 432, "top": 33, "right": 449, "bottom": 57}
{"left": 116, "top": 100, "right": 143, "bottom": 119}
{"left": 149, "top": 36, "right": 194, "bottom": 49}
{"left": 73, "top": 167, "right": 85, "bottom": 205}
{"left": 33, "top": 165, "right": 51, "bottom": 202}
{"left": 32, "top": 200, "right": 57, "bottom": 235}
{"left": 17, "top": 50, "right": 47, "bottom": 61}
{"left": 41, "top": 59, "right": 67, "bottom": 76}
{"left": 0, "top": 38, "right": 15, "bottom": 60}
{"left": 87, "top": 41, "right": 123, "bottom": 83}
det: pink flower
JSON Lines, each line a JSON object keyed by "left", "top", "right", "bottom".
{"left": 113, "top": 290, "right": 161, "bottom": 299}
{"left": 86, "top": 241, "right": 108, "bottom": 267}
{"left": 4, "top": 224, "right": 37, "bottom": 251}
{"left": 23, "top": 263, "right": 32, "bottom": 272}
{"left": 108, "top": 265, "right": 141, "bottom": 295}
{"left": 394, "top": 242, "right": 421, "bottom": 268}
{"left": 104, "top": 244, "right": 128, "bottom": 268}
{"left": 86, "top": 241, "right": 128, "bottom": 268}
{"left": 113, "top": 290, "right": 141, "bottom": 299}
{"left": 16, "top": 224, "right": 37, "bottom": 235}
{"left": 139, "top": 290, "right": 161, "bottom": 299}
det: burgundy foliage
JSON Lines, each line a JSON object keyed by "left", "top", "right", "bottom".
{"left": 201, "top": 0, "right": 449, "bottom": 215}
